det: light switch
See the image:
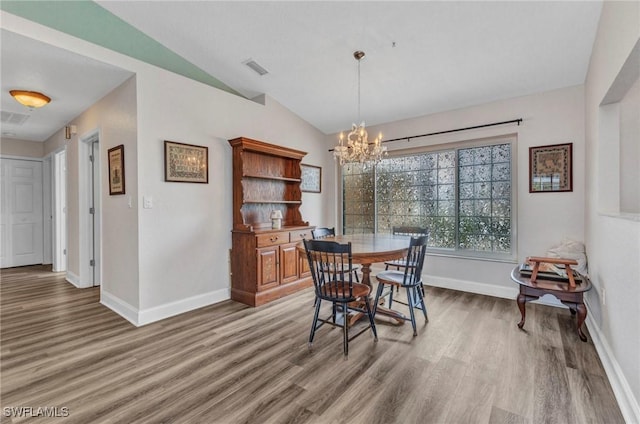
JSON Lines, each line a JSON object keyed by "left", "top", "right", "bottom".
{"left": 143, "top": 196, "right": 153, "bottom": 209}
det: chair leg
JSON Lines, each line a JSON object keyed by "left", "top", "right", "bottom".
{"left": 416, "top": 285, "right": 428, "bottom": 322}
{"left": 353, "top": 270, "right": 360, "bottom": 283}
{"left": 406, "top": 286, "right": 418, "bottom": 336}
{"left": 342, "top": 301, "right": 349, "bottom": 356}
{"left": 309, "top": 297, "right": 322, "bottom": 348}
{"left": 373, "top": 281, "right": 384, "bottom": 316}
{"left": 363, "top": 297, "right": 378, "bottom": 342}
{"left": 388, "top": 284, "right": 394, "bottom": 308}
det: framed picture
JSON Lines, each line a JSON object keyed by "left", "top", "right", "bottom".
{"left": 529, "top": 143, "right": 573, "bottom": 193}
{"left": 108, "top": 144, "right": 125, "bottom": 195}
{"left": 300, "top": 164, "right": 321, "bottom": 193}
{"left": 164, "top": 140, "right": 208, "bottom": 183}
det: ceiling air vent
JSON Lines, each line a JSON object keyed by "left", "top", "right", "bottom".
{"left": 1, "top": 111, "right": 30, "bottom": 126}
{"left": 243, "top": 59, "right": 269, "bottom": 76}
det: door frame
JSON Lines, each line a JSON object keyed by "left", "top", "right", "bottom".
{"left": 78, "top": 129, "right": 102, "bottom": 287}
{"left": 51, "top": 147, "right": 67, "bottom": 272}
{"left": 43, "top": 155, "right": 52, "bottom": 265}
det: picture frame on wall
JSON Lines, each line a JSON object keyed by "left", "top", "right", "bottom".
{"left": 529, "top": 142, "right": 573, "bottom": 193}
{"left": 108, "top": 144, "right": 125, "bottom": 195}
{"left": 300, "top": 164, "right": 321, "bottom": 193}
{"left": 164, "top": 140, "right": 209, "bottom": 183}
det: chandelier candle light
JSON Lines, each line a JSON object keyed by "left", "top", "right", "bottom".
{"left": 334, "top": 51, "right": 387, "bottom": 166}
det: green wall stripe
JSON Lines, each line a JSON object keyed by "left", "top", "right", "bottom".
{"left": 1, "top": 0, "right": 242, "bottom": 97}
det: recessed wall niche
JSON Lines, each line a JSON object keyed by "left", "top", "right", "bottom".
{"left": 598, "top": 39, "right": 640, "bottom": 216}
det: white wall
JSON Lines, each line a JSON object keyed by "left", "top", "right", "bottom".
{"left": 0, "top": 138, "right": 44, "bottom": 158}
{"left": 43, "top": 77, "right": 139, "bottom": 307}
{"left": 584, "top": 1, "right": 640, "bottom": 422}
{"left": 325, "top": 85, "right": 585, "bottom": 296}
{"left": 135, "top": 75, "right": 328, "bottom": 315}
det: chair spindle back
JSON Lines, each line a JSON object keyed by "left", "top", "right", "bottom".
{"left": 303, "top": 239, "right": 355, "bottom": 301}
{"left": 401, "top": 235, "right": 428, "bottom": 287}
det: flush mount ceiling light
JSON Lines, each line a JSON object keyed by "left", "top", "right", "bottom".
{"left": 9, "top": 90, "right": 51, "bottom": 108}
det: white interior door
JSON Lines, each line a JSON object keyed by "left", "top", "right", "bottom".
{"left": 0, "top": 158, "right": 44, "bottom": 268}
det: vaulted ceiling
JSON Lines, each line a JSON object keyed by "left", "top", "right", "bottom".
{"left": 1, "top": 1, "right": 602, "bottom": 142}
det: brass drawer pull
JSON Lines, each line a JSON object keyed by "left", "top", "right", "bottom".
{"left": 270, "top": 236, "right": 279, "bottom": 242}
{"left": 299, "top": 233, "right": 307, "bottom": 238}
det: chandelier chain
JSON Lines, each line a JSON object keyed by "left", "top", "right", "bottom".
{"left": 357, "top": 56, "right": 361, "bottom": 124}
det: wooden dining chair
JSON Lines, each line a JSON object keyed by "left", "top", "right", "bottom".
{"left": 374, "top": 235, "right": 429, "bottom": 336}
{"left": 385, "top": 226, "right": 428, "bottom": 294}
{"left": 384, "top": 226, "right": 428, "bottom": 270}
{"left": 303, "top": 239, "right": 377, "bottom": 356}
{"left": 311, "top": 227, "right": 360, "bottom": 282}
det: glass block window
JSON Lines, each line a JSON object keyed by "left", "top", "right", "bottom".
{"left": 342, "top": 162, "right": 375, "bottom": 234}
{"left": 457, "top": 143, "right": 511, "bottom": 254}
{"left": 342, "top": 138, "right": 514, "bottom": 258}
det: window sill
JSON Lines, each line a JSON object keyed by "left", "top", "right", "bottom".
{"left": 426, "top": 251, "right": 518, "bottom": 264}
{"left": 598, "top": 211, "right": 640, "bottom": 222}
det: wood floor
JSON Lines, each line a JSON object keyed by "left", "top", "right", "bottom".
{"left": 1, "top": 265, "right": 624, "bottom": 424}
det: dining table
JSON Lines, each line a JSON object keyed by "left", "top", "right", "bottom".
{"left": 320, "top": 233, "right": 411, "bottom": 325}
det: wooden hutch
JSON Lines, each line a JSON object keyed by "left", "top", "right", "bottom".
{"left": 229, "top": 137, "right": 314, "bottom": 306}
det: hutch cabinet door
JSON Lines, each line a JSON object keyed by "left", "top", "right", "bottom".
{"left": 279, "top": 243, "right": 299, "bottom": 284}
{"left": 298, "top": 251, "right": 311, "bottom": 278}
{"left": 256, "top": 246, "right": 279, "bottom": 290}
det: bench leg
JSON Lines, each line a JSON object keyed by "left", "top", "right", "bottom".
{"left": 517, "top": 293, "right": 526, "bottom": 329}
{"left": 576, "top": 303, "right": 588, "bottom": 342}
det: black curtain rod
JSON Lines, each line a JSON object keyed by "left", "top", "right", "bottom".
{"left": 328, "top": 118, "right": 522, "bottom": 152}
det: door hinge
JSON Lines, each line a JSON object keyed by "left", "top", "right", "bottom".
{"left": 89, "top": 155, "right": 94, "bottom": 163}
{"left": 90, "top": 259, "right": 95, "bottom": 267}
{"left": 63, "top": 249, "right": 67, "bottom": 255}
{"left": 89, "top": 207, "right": 95, "bottom": 215}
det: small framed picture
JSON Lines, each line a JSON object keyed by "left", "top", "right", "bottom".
{"left": 164, "top": 140, "right": 208, "bottom": 183}
{"left": 108, "top": 144, "right": 125, "bottom": 195}
{"left": 529, "top": 143, "right": 573, "bottom": 193}
{"left": 300, "top": 164, "right": 321, "bottom": 193}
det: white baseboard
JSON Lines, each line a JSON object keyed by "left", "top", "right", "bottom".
{"left": 424, "top": 274, "right": 517, "bottom": 299}
{"left": 585, "top": 301, "right": 640, "bottom": 424}
{"left": 100, "top": 291, "right": 139, "bottom": 326}
{"left": 100, "top": 288, "right": 231, "bottom": 327}
{"left": 422, "top": 274, "right": 566, "bottom": 308}
{"left": 65, "top": 270, "right": 92, "bottom": 288}
{"left": 137, "top": 288, "right": 230, "bottom": 326}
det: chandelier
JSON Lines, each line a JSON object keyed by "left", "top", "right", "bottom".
{"left": 333, "top": 51, "right": 387, "bottom": 166}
